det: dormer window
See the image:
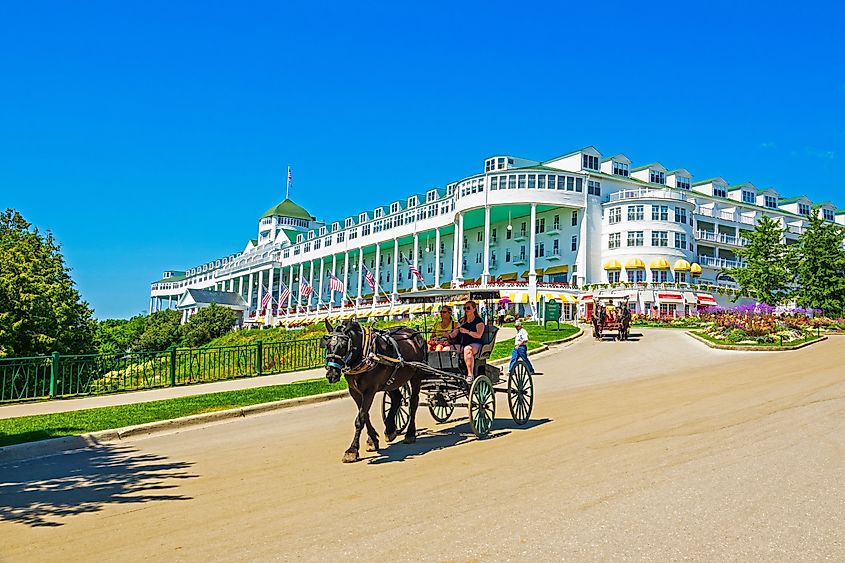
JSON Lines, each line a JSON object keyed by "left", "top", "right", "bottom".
{"left": 676, "top": 176, "right": 691, "bottom": 190}
{"left": 742, "top": 191, "right": 755, "bottom": 204}
{"left": 319, "top": 226, "right": 327, "bottom": 236}
{"left": 485, "top": 159, "right": 494, "bottom": 172}
{"left": 650, "top": 170, "right": 666, "bottom": 185}
{"left": 358, "top": 212, "right": 369, "bottom": 223}
{"left": 764, "top": 195, "right": 777, "bottom": 209}
{"left": 374, "top": 208, "right": 383, "bottom": 219}
{"left": 390, "top": 202, "right": 400, "bottom": 214}
{"left": 713, "top": 185, "right": 727, "bottom": 198}
{"left": 345, "top": 217, "right": 354, "bottom": 227}
{"left": 307, "top": 231, "right": 315, "bottom": 240}
{"left": 582, "top": 154, "right": 599, "bottom": 171}
{"left": 331, "top": 222, "right": 340, "bottom": 232}
{"left": 798, "top": 203, "right": 811, "bottom": 216}
{"left": 426, "top": 189, "right": 438, "bottom": 202}
{"left": 823, "top": 209, "right": 835, "bottom": 222}
{"left": 612, "top": 161, "right": 629, "bottom": 176}
{"left": 407, "top": 196, "right": 418, "bottom": 208}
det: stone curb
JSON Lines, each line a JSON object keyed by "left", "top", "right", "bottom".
{"left": 686, "top": 331, "right": 827, "bottom": 351}
{"left": 0, "top": 390, "right": 350, "bottom": 465}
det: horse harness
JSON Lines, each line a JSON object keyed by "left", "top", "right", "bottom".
{"left": 323, "top": 326, "right": 414, "bottom": 387}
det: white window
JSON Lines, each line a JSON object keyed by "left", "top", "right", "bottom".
{"left": 650, "top": 170, "right": 666, "bottom": 185}
{"left": 608, "top": 233, "right": 621, "bottom": 249}
{"left": 675, "top": 207, "right": 687, "bottom": 223}
{"left": 713, "top": 185, "right": 727, "bottom": 198}
{"left": 742, "top": 191, "right": 755, "bottom": 204}
{"left": 608, "top": 208, "right": 621, "bottom": 224}
{"left": 628, "top": 205, "right": 644, "bottom": 221}
{"left": 652, "top": 270, "right": 669, "bottom": 283}
{"left": 798, "top": 203, "right": 811, "bottom": 216}
{"left": 652, "top": 205, "right": 669, "bottom": 221}
{"left": 627, "top": 269, "right": 645, "bottom": 283}
{"left": 675, "top": 232, "right": 687, "bottom": 249}
{"left": 588, "top": 180, "right": 601, "bottom": 196}
{"left": 676, "top": 176, "right": 691, "bottom": 190}
{"left": 652, "top": 231, "right": 668, "bottom": 247}
{"left": 627, "top": 231, "right": 644, "bottom": 246}
{"left": 764, "top": 195, "right": 777, "bottom": 209}
{"left": 612, "top": 161, "right": 629, "bottom": 177}
{"left": 390, "top": 202, "right": 400, "bottom": 214}
{"left": 823, "top": 209, "right": 835, "bottom": 222}
{"left": 572, "top": 210, "right": 578, "bottom": 226}
{"left": 582, "top": 154, "right": 599, "bottom": 170}
{"left": 570, "top": 236, "right": 577, "bottom": 251}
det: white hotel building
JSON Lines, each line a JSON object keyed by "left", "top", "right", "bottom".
{"left": 150, "top": 146, "right": 844, "bottom": 323}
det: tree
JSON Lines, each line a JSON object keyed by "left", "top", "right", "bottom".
{"left": 182, "top": 304, "right": 236, "bottom": 348}
{"left": 727, "top": 216, "right": 792, "bottom": 305}
{"left": 0, "top": 209, "right": 95, "bottom": 357}
{"left": 95, "top": 315, "right": 147, "bottom": 355}
{"left": 135, "top": 309, "right": 182, "bottom": 352}
{"left": 792, "top": 211, "right": 845, "bottom": 316}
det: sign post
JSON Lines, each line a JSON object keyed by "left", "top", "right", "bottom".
{"left": 544, "top": 299, "right": 561, "bottom": 330}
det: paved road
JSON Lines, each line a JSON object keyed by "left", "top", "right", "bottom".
{"left": 2, "top": 330, "right": 843, "bottom": 561}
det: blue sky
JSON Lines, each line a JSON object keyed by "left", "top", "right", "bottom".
{"left": 2, "top": 1, "right": 843, "bottom": 319}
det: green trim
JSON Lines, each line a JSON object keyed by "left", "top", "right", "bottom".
{"left": 778, "top": 196, "right": 809, "bottom": 205}
{"left": 630, "top": 163, "right": 664, "bottom": 172}
{"left": 692, "top": 177, "right": 726, "bottom": 186}
{"left": 260, "top": 198, "right": 313, "bottom": 221}
{"left": 541, "top": 145, "right": 598, "bottom": 163}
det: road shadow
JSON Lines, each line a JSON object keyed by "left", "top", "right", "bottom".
{"left": 367, "top": 417, "right": 551, "bottom": 465}
{"left": 0, "top": 443, "right": 197, "bottom": 527}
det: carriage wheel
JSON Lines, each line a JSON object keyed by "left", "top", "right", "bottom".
{"left": 469, "top": 375, "right": 495, "bottom": 438}
{"left": 428, "top": 393, "right": 454, "bottom": 423}
{"left": 381, "top": 382, "right": 411, "bottom": 434}
{"left": 508, "top": 361, "right": 534, "bottom": 425}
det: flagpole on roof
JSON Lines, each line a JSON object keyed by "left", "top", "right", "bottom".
{"left": 286, "top": 166, "right": 292, "bottom": 200}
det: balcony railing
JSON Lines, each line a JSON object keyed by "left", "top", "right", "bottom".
{"left": 695, "top": 230, "right": 749, "bottom": 247}
{"left": 697, "top": 255, "right": 746, "bottom": 269}
{"left": 696, "top": 208, "right": 755, "bottom": 225}
{"left": 608, "top": 188, "right": 689, "bottom": 203}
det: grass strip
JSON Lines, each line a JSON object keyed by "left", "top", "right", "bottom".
{"left": 0, "top": 377, "right": 347, "bottom": 448}
{"left": 521, "top": 322, "right": 580, "bottom": 342}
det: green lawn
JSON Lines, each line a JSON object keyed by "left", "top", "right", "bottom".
{"left": 0, "top": 377, "right": 347, "bottom": 448}
{"left": 520, "top": 321, "right": 580, "bottom": 343}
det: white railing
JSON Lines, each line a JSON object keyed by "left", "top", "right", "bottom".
{"left": 696, "top": 208, "right": 755, "bottom": 225}
{"left": 697, "top": 255, "right": 746, "bottom": 269}
{"left": 695, "top": 230, "right": 749, "bottom": 246}
{"left": 608, "top": 188, "right": 688, "bottom": 203}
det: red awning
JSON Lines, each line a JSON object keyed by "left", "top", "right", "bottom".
{"left": 697, "top": 293, "right": 717, "bottom": 305}
{"left": 656, "top": 292, "right": 684, "bottom": 303}
{"left": 580, "top": 294, "right": 593, "bottom": 302}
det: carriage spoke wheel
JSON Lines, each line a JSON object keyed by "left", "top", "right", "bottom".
{"left": 428, "top": 393, "right": 454, "bottom": 423}
{"left": 469, "top": 375, "right": 495, "bottom": 438}
{"left": 507, "top": 361, "right": 534, "bottom": 425}
{"left": 381, "top": 382, "right": 411, "bottom": 434}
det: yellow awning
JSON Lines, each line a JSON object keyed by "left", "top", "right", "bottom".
{"left": 603, "top": 259, "right": 622, "bottom": 270}
{"left": 506, "top": 291, "right": 530, "bottom": 304}
{"left": 673, "top": 259, "right": 691, "bottom": 271}
{"left": 542, "top": 292, "right": 577, "bottom": 303}
{"left": 649, "top": 258, "right": 671, "bottom": 270}
{"left": 519, "top": 269, "right": 544, "bottom": 278}
{"left": 690, "top": 263, "right": 702, "bottom": 275}
{"left": 543, "top": 265, "right": 569, "bottom": 275}
{"left": 499, "top": 272, "right": 518, "bottom": 281}
{"left": 625, "top": 258, "right": 645, "bottom": 269}
{"left": 440, "top": 281, "right": 452, "bottom": 288}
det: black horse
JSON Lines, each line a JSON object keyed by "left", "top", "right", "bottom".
{"left": 322, "top": 319, "right": 426, "bottom": 463}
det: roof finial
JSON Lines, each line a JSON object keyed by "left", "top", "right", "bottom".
{"left": 286, "top": 166, "right": 292, "bottom": 200}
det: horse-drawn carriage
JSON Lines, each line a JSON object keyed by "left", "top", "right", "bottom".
{"left": 321, "top": 288, "right": 534, "bottom": 462}
{"left": 591, "top": 295, "right": 632, "bottom": 341}
{"left": 383, "top": 289, "right": 534, "bottom": 439}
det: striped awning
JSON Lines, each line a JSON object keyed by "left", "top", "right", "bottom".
{"left": 498, "top": 272, "right": 519, "bottom": 281}
{"left": 541, "top": 292, "right": 577, "bottom": 303}
{"left": 503, "top": 291, "right": 531, "bottom": 304}
{"left": 519, "top": 269, "right": 545, "bottom": 278}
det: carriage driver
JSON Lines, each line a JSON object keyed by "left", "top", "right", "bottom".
{"left": 449, "top": 300, "right": 486, "bottom": 383}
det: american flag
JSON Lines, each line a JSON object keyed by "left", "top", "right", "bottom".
{"left": 299, "top": 278, "right": 313, "bottom": 297}
{"left": 363, "top": 265, "right": 376, "bottom": 291}
{"left": 260, "top": 286, "right": 272, "bottom": 311}
{"left": 278, "top": 281, "right": 291, "bottom": 305}
{"left": 406, "top": 255, "right": 424, "bottom": 282}
{"left": 328, "top": 272, "right": 345, "bottom": 293}
{"left": 287, "top": 166, "right": 292, "bottom": 186}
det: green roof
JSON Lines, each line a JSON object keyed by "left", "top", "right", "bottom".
{"left": 156, "top": 273, "right": 186, "bottom": 283}
{"left": 512, "top": 164, "right": 565, "bottom": 172}
{"left": 542, "top": 146, "right": 598, "bottom": 163}
{"left": 260, "top": 198, "right": 313, "bottom": 220}
{"left": 630, "top": 163, "right": 662, "bottom": 172}
{"left": 691, "top": 178, "right": 726, "bottom": 186}
{"left": 778, "top": 196, "right": 808, "bottom": 205}
{"left": 280, "top": 229, "right": 299, "bottom": 243}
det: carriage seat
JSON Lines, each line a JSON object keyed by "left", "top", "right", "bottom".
{"left": 476, "top": 324, "right": 498, "bottom": 361}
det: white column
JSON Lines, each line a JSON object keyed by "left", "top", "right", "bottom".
{"left": 434, "top": 227, "right": 441, "bottom": 288}
{"left": 456, "top": 212, "right": 465, "bottom": 283}
{"left": 318, "top": 259, "right": 325, "bottom": 307}
{"left": 482, "top": 205, "right": 491, "bottom": 285}
{"left": 238, "top": 276, "right": 244, "bottom": 299}
{"left": 356, "top": 247, "right": 364, "bottom": 305}
{"left": 267, "top": 267, "right": 275, "bottom": 324}
{"left": 297, "top": 263, "right": 304, "bottom": 311}
{"left": 372, "top": 244, "right": 381, "bottom": 314}
{"left": 451, "top": 222, "right": 459, "bottom": 284}
{"left": 308, "top": 260, "right": 315, "bottom": 312}
{"left": 341, "top": 251, "right": 349, "bottom": 312}
{"left": 257, "top": 270, "right": 265, "bottom": 318}
{"left": 149, "top": 297, "right": 153, "bottom": 315}
{"left": 412, "top": 233, "right": 420, "bottom": 291}
{"left": 247, "top": 272, "right": 255, "bottom": 310}
{"left": 287, "top": 266, "right": 295, "bottom": 312}
{"left": 529, "top": 203, "right": 538, "bottom": 315}
{"left": 392, "top": 238, "right": 399, "bottom": 302}
{"left": 330, "top": 254, "right": 338, "bottom": 310}
{"left": 229, "top": 279, "right": 234, "bottom": 292}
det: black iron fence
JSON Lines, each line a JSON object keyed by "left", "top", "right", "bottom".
{"left": 0, "top": 338, "right": 324, "bottom": 404}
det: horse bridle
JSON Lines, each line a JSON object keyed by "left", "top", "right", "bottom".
{"left": 322, "top": 325, "right": 373, "bottom": 374}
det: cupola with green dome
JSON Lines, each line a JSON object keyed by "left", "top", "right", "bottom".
{"left": 260, "top": 198, "right": 313, "bottom": 222}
